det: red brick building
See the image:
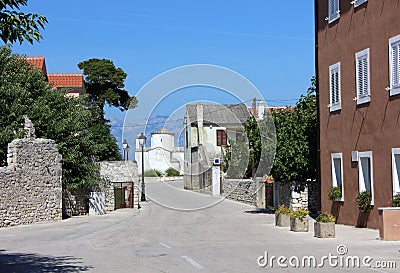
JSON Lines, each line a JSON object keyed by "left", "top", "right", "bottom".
{"left": 316, "top": 0, "right": 400, "bottom": 228}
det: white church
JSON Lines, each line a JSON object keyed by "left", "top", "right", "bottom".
{"left": 135, "top": 128, "right": 184, "bottom": 175}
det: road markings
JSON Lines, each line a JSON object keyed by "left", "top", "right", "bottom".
{"left": 159, "top": 242, "right": 171, "bottom": 249}
{"left": 182, "top": 256, "right": 204, "bottom": 269}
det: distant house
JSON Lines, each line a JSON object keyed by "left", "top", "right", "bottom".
{"left": 183, "top": 103, "right": 250, "bottom": 190}
{"left": 135, "top": 128, "right": 184, "bottom": 175}
{"left": 48, "top": 74, "right": 85, "bottom": 97}
{"left": 316, "top": 0, "right": 400, "bottom": 229}
{"left": 25, "top": 56, "right": 85, "bottom": 97}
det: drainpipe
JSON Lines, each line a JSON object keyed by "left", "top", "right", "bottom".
{"left": 314, "top": 0, "right": 321, "bottom": 212}
{"left": 197, "top": 102, "right": 204, "bottom": 145}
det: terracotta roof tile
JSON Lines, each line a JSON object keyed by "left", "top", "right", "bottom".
{"left": 48, "top": 74, "right": 84, "bottom": 88}
{"left": 26, "top": 56, "right": 47, "bottom": 75}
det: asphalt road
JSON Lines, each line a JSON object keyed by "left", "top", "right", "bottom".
{"left": 0, "top": 179, "right": 399, "bottom": 272}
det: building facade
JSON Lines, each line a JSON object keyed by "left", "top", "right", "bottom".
{"left": 135, "top": 128, "right": 184, "bottom": 175}
{"left": 184, "top": 103, "right": 249, "bottom": 190}
{"left": 316, "top": 0, "right": 400, "bottom": 228}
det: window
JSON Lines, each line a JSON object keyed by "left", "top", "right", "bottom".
{"left": 328, "top": 0, "right": 340, "bottom": 23}
{"left": 389, "top": 34, "right": 400, "bottom": 96}
{"left": 355, "top": 48, "right": 370, "bottom": 105}
{"left": 216, "top": 130, "right": 227, "bottom": 146}
{"left": 331, "top": 153, "right": 344, "bottom": 201}
{"left": 358, "top": 151, "right": 374, "bottom": 204}
{"left": 329, "top": 62, "right": 341, "bottom": 111}
{"left": 353, "top": 0, "right": 367, "bottom": 8}
{"left": 392, "top": 148, "right": 400, "bottom": 195}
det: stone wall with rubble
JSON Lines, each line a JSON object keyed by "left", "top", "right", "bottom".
{"left": 0, "top": 138, "right": 62, "bottom": 227}
{"left": 274, "top": 180, "right": 319, "bottom": 212}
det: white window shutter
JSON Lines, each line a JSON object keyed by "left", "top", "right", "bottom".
{"left": 392, "top": 43, "right": 400, "bottom": 88}
{"left": 328, "top": 0, "right": 340, "bottom": 23}
{"left": 355, "top": 49, "right": 370, "bottom": 104}
{"left": 329, "top": 62, "right": 341, "bottom": 111}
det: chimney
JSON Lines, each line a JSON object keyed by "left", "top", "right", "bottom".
{"left": 252, "top": 97, "right": 257, "bottom": 118}
{"left": 258, "top": 100, "right": 265, "bottom": 120}
{"left": 197, "top": 102, "right": 204, "bottom": 144}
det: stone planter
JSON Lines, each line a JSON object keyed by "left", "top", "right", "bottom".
{"left": 290, "top": 218, "right": 309, "bottom": 232}
{"left": 275, "top": 214, "right": 290, "bottom": 227}
{"left": 378, "top": 208, "right": 400, "bottom": 241}
{"left": 314, "top": 222, "right": 335, "bottom": 238}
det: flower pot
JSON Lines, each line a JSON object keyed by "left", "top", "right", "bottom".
{"left": 378, "top": 207, "right": 400, "bottom": 241}
{"left": 290, "top": 218, "right": 309, "bottom": 232}
{"left": 275, "top": 214, "right": 290, "bottom": 227}
{"left": 314, "top": 222, "right": 335, "bottom": 238}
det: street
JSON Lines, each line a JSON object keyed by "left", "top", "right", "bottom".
{"left": 0, "top": 179, "right": 399, "bottom": 273}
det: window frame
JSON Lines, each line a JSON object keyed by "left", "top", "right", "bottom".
{"left": 358, "top": 151, "right": 374, "bottom": 205}
{"left": 355, "top": 48, "right": 371, "bottom": 105}
{"left": 392, "top": 148, "right": 400, "bottom": 196}
{"left": 331, "top": 153, "right": 344, "bottom": 201}
{"left": 389, "top": 34, "right": 400, "bottom": 96}
{"left": 329, "top": 62, "right": 341, "bottom": 112}
{"left": 328, "top": 0, "right": 340, "bottom": 23}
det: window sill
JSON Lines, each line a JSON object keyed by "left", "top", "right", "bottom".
{"left": 329, "top": 103, "right": 341, "bottom": 112}
{"left": 356, "top": 96, "right": 370, "bottom": 105}
{"left": 390, "top": 87, "right": 400, "bottom": 97}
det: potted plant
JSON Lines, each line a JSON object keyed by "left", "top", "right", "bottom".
{"left": 378, "top": 193, "right": 400, "bottom": 240}
{"left": 314, "top": 213, "right": 336, "bottom": 238}
{"left": 328, "top": 186, "right": 342, "bottom": 201}
{"left": 275, "top": 205, "right": 292, "bottom": 227}
{"left": 289, "top": 208, "right": 309, "bottom": 232}
{"left": 392, "top": 193, "right": 400, "bottom": 207}
{"left": 356, "top": 190, "right": 372, "bottom": 212}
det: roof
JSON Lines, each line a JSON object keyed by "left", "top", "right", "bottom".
{"left": 186, "top": 103, "right": 250, "bottom": 126}
{"left": 48, "top": 74, "right": 84, "bottom": 88}
{"left": 25, "top": 56, "right": 47, "bottom": 75}
{"left": 151, "top": 128, "right": 175, "bottom": 135}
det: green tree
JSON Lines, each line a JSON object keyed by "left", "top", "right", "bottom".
{"left": 0, "top": 46, "right": 102, "bottom": 189}
{"left": 0, "top": 0, "right": 47, "bottom": 44}
{"left": 271, "top": 78, "right": 317, "bottom": 182}
{"left": 77, "top": 58, "right": 137, "bottom": 120}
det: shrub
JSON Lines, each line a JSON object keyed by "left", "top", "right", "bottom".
{"left": 275, "top": 205, "right": 292, "bottom": 215}
{"left": 144, "top": 169, "right": 162, "bottom": 177}
{"left": 290, "top": 208, "right": 309, "bottom": 220}
{"left": 165, "top": 167, "right": 180, "bottom": 177}
{"left": 316, "top": 213, "right": 336, "bottom": 223}
{"left": 392, "top": 193, "right": 400, "bottom": 207}
{"left": 356, "top": 191, "right": 372, "bottom": 212}
{"left": 328, "top": 186, "right": 342, "bottom": 201}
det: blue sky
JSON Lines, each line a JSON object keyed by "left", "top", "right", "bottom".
{"left": 11, "top": 0, "right": 315, "bottom": 146}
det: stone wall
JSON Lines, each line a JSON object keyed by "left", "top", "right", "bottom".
{"left": 62, "top": 188, "right": 87, "bottom": 217}
{"left": 222, "top": 178, "right": 257, "bottom": 206}
{"left": 0, "top": 138, "right": 62, "bottom": 227}
{"left": 274, "top": 180, "right": 319, "bottom": 212}
{"left": 99, "top": 161, "right": 139, "bottom": 209}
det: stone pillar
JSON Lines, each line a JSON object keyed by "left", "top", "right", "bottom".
{"left": 255, "top": 177, "right": 266, "bottom": 208}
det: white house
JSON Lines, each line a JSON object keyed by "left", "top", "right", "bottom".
{"left": 135, "top": 128, "right": 184, "bottom": 175}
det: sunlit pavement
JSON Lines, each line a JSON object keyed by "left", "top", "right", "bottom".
{"left": 0, "top": 179, "right": 398, "bottom": 272}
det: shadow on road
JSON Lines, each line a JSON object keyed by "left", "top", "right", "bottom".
{"left": 0, "top": 249, "right": 93, "bottom": 273}
{"left": 244, "top": 208, "right": 274, "bottom": 214}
